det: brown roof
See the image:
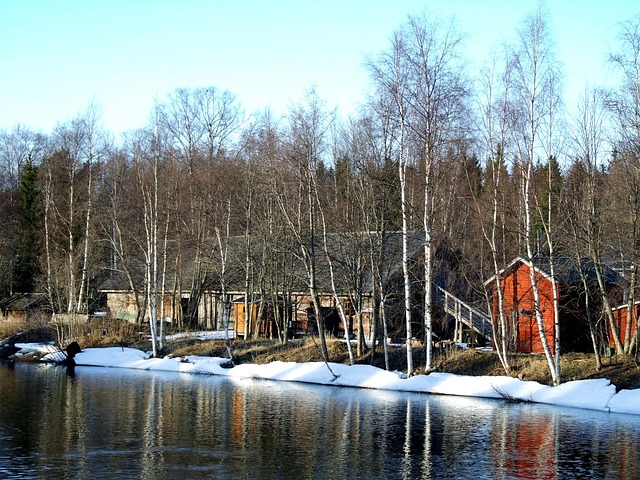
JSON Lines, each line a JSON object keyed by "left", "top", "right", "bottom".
{"left": 98, "top": 231, "right": 429, "bottom": 296}
{"left": 0, "top": 293, "right": 49, "bottom": 312}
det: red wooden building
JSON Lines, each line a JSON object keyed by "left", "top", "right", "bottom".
{"left": 610, "top": 302, "right": 639, "bottom": 350}
{"left": 485, "top": 257, "right": 624, "bottom": 355}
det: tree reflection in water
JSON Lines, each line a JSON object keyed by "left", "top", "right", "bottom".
{"left": 0, "top": 364, "right": 638, "bottom": 479}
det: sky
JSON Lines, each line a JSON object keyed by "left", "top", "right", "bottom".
{"left": 1, "top": 0, "right": 639, "bottom": 138}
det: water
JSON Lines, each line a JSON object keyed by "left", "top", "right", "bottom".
{"left": 0, "top": 363, "right": 639, "bottom": 479}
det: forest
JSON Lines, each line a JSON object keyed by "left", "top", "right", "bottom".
{"left": 1, "top": 8, "right": 640, "bottom": 383}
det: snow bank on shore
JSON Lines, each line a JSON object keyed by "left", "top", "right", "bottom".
{"left": 54, "top": 346, "right": 640, "bottom": 416}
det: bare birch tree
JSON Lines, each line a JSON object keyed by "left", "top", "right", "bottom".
{"left": 368, "top": 31, "right": 416, "bottom": 375}
{"left": 402, "top": 13, "right": 468, "bottom": 372}
{"left": 606, "top": 15, "right": 640, "bottom": 356}
{"left": 45, "top": 105, "right": 106, "bottom": 315}
{"left": 566, "top": 86, "right": 610, "bottom": 369}
{"left": 274, "top": 90, "right": 333, "bottom": 363}
{"left": 511, "top": 6, "right": 562, "bottom": 384}
{"left": 126, "top": 114, "right": 174, "bottom": 356}
{"left": 215, "top": 199, "right": 235, "bottom": 363}
{"left": 475, "top": 48, "right": 515, "bottom": 374}
{"left": 75, "top": 103, "right": 107, "bottom": 314}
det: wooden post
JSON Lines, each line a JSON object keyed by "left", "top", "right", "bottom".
{"left": 456, "top": 301, "right": 461, "bottom": 343}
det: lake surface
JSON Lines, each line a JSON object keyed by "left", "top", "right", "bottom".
{"left": 0, "top": 363, "right": 639, "bottom": 479}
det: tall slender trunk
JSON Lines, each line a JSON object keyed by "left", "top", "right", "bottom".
{"left": 424, "top": 217, "right": 433, "bottom": 371}
{"left": 306, "top": 164, "right": 331, "bottom": 363}
{"left": 67, "top": 169, "right": 76, "bottom": 313}
{"left": 216, "top": 200, "right": 234, "bottom": 363}
{"left": 399, "top": 124, "right": 413, "bottom": 376}
{"left": 523, "top": 160, "right": 559, "bottom": 385}
{"left": 158, "top": 207, "right": 170, "bottom": 351}
{"left": 353, "top": 252, "right": 366, "bottom": 357}
{"left": 625, "top": 268, "right": 637, "bottom": 353}
{"left": 595, "top": 261, "right": 624, "bottom": 353}
{"left": 365, "top": 229, "right": 389, "bottom": 369}
{"left": 545, "top": 159, "right": 561, "bottom": 382}
{"left": 547, "top": 252, "right": 561, "bottom": 382}
{"left": 306, "top": 249, "right": 330, "bottom": 362}
{"left": 44, "top": 161, "right": 54, "bottom": 309}
{"left": 151, "top": 154, "right": 159, "bottom": 354}
{"left": 577, "top": 268, "right": 602, "bottom": 370}
{"left": 423, "top": 132, "right": 434, "bottom": 372}
{"left": 369, "top": 283, "right": 379, "bottom": 364}
{"left": 378, "top": 276, "right": 390, "bottom": 371}
{"left": 244, "top": 179, "right": 254, "bottom": 338}
{"left": 139, "top": 147, "right": 159, "bottom": 357}
{"left": 315, "top": 184, "right": 355, "bottom": 365}
{"left": 488, "top": 162, "right": 512, "bottom": 373}
{"left": 76, "top": 153, "right": 92, "bottom": 313}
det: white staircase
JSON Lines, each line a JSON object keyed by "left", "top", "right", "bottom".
{"left": 435, "top": 286, "right": 493, "bottom": 343}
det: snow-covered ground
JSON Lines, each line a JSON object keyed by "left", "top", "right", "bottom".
{"left": 13, "top": 334, "right": 640, "bottom": 416}
{"left": 165, "top": 330, "right": 235, "bottom": 341}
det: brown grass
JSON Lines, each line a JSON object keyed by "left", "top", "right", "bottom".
{"left": 169, "top": 337, "right": 640, "bottom": 390}
{"left": 0, "top": 319, "right": 148, "bottom": 351}
{"left": 433, "top": 348, "right": 640, "bottom": 391}
{"left": 3, "top": 323, "right": 639, "bottom": 391}
{"left": 170, "top": 336, "right": 352, "bottom": 364}
{"left": 0, "top": 323, "right": 56, "bottom": 344}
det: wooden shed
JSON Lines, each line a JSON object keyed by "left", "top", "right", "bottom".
{"left": 610, "top": 302, "right": 639, "bottom": 350}
{"left": 0, "top": 293, "right": 50, "bottom": 326}
{"left": 485, "top": 257, "right": 623, "bottom": 355}
{"left": 233, "top": 296, "right": 287, "bottom": 339}
{"left": 97, "top": 230, "right": 471, "bottom": 342}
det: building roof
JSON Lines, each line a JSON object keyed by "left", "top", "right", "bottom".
{"left": 98, "top": 230, "right": 430, "bottom": 296}
{"left": 0, "top": 293, "right": 49, "bottom": 312}
{"left": 611, "top": 300, "right": 640, "bottom": 312}
{"left": 484, "top": 256, "right": 626, "bottom": 288}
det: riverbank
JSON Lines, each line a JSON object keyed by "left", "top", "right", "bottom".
{"left": 5, "top": 329, "right": 640, "bottom": 415}
{"left": 43, "top": 344, "right": 640, "bottom": 416}
{"left": 165, "top": 335, "right": 640, "bottom": 391}
{"left": 6, "top": 326, "right": 639, "bottom": 389}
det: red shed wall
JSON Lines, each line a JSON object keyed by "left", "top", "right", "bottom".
{"left": 495, "top": 263, "right": 556, "bottom": 354}
{"left": 610, "top": 304, "right": 639, "bottom": 350}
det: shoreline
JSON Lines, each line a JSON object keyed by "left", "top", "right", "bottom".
{"left": 38, "top": 345, "right": 640, "bottom": 417}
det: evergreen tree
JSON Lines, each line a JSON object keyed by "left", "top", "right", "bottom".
{"left": 13, "top": 156, "right": 40, "bottom": 292}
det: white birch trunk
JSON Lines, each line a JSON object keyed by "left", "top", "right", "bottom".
{"left": 523, "top": 160, "right": 559, "bottom": 385}
{"left": 76, "top": 149, "right": 92, "bottom": 313}
{"left": 488, "top": 159, "right": 512, "bottom": 373}
{"left": 399, "top": 124, "right": 413, "bottom": 376}
{"left": 44, "top": 161, "right": 54, "bottom": 309}
{"left": 423, "top": 157, "right": 433, "bottom": 371}
{"left": 67, "top": 168, "right": 76, "bottom": 313}
{"left": 216, "top": 201, "right": 234, "bottom": 363}
{"left": 315, "top": 183, "right": 355, "bottom": 365}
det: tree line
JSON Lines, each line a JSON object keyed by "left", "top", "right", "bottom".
{"left": 1, "top": 8, "right": 640, "bottom": 381}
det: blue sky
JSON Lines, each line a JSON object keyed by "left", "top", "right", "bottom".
{"left": 1, "top": 0, "right": 638, "bottom": 137}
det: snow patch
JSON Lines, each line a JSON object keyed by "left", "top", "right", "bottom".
{"left": 59, "top": 346, "right": 640, "bottom": 416}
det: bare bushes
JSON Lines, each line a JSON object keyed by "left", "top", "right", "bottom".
{"left": 71, "top": 316, "right": 146, "bottom": 348}
{"left": 0, "top": 313, "right": 146, "bottom": 350}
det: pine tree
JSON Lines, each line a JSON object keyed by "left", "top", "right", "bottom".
{"left": 13, "top": 156, "right": 40, "bottom": 293}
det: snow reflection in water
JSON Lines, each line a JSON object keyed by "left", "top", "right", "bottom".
{"left": 0, "top": 363, "right": 638, "bottom": 479}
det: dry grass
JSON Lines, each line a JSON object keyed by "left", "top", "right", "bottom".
{"left": 79, "top": 318, "right": 148, "bottom": 349}
{"left": 170, "top": 336, "right": 353, "bottom": 365}
{"left": 168, "top": 337, "right": 640, "bottom": 390}
{"left": 0, "top": 318, "right": 149, "bottom": 351}
{"left": 0, "top": 323, "right": 56, "bottom": 344}
{"left": 3, "top": 322, "right": 639, "bottom": 391}
{"left": 433, "top": 348, "right": 640, "bottom": 390}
